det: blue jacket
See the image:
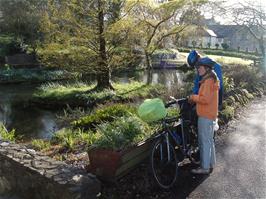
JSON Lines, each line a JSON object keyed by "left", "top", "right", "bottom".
{"left": 192, "top": 57, "right": 223, "bottom": 106}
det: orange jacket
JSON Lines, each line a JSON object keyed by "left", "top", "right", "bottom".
{"left": 191, "top": 78, "right": 219, "bottom": 120}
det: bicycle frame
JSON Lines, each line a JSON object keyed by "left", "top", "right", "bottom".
{"left": 153, "top": 98, "right": 197, "bottom": 162}
{"left": 150, "top": 97, "right": 199, "bottom": 188}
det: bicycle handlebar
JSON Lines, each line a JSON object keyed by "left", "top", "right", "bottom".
{"left": 165, "top": 97, "right": 188, "bottom": 108}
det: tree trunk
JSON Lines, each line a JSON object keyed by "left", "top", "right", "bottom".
{"left": 96, "top": 70, "right": 113, "bottom": 90}
{"left": 144, "top": 50, "right": 152, "bottom": 70}
{"left": 96, "top": 0, "right": 113, "bottom": 90}
{"left": 145, "top": 50, "right": 153, "bottom": 85}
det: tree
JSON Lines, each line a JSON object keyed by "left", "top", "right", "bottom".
{"left": 179, "top": 8, "right": 204, "bottom": 25}
{"left": 221, "top": 43, "right": 229, "bottom": 50}
{"left": 39, "top": 0, "right": 138, "bottom": 90}
{"left": 229, "top": 1, "right": 266, "bottom": 63}
{"left": 128, "top": 0, "right": 207, "bottom": 71}
{"left": 0, "top": 0, "right": 46, "bottom": 53}
{"left": 215, "top": 43, "right": 219, "bottom": 49}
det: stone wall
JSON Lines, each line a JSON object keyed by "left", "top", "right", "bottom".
{"left": 0, "top": 141, "right": 101, "bottom": 199}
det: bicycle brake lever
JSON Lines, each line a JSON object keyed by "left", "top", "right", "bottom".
{"left": 169, "top": 96, "right": 176, "bottom": 101}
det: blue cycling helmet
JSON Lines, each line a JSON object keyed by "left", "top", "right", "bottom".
{"left": 187, "top": 50, "right": 199, "bottom": 67}
{"left": 195, "top": 57, "right": 215, "bottom": 70}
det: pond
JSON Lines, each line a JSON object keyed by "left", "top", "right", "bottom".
{"left": 0, "top": 69, "right": 188, "bottom": 140}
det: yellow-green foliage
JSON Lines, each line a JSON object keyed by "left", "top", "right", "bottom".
{"left": 38, "top": 0, "right": 139, "bottom": 73}
{"left": 0, "top": 123, "right": 16, "bottom": 142}
{"left": 223, "top": 76, "right": 235, "bottom": 94}
{"left": 37, "top": 43, "right": 97, "bottom": 71}
{"left": 223, "top": 64, "right": 263, "bottom": 91}
{"left": 73, "top": 104, "right": 136, "bottom": 130}
{"left": 51, "top": 128, "right": 99, "bottom": 150}
{"left": 209, "top": 55, "right": 253, "bottom": 66}
{"left": 94, "top": 115, "right": 152, "bottom": 150}
{"left": 31, "top": 139, "right": 51, "bottom": 151}
{"left": 167, "top": 107, "right": 180, "bottom": 118}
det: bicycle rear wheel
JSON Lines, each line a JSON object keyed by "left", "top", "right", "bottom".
{"left": 150, "top": 138, "right": 178, "bottom": 189}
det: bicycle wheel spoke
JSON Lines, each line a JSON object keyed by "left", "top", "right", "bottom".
{"left": 151, "top": 139, "right": 178, "bottom": 189}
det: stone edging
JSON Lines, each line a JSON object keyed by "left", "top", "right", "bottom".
{"left": 0, "top": 141, "right": 101, "bottom": 199}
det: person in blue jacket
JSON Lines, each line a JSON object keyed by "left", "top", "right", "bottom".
{"left": 187, "top": 50, "right": 223, "bottom": 109}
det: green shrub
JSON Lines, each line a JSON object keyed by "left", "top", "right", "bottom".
{"left": 221, "top": 43, "right": 229, "bottom": 50}
{"left": 72, "top": 104, "right": 137, "bottom": 130}
{"left": 223, "top": 65, "right": 262, "bottom": 88}
{"left": 76, "top": 129, "right": 100, "bottom": 146}
{"left": 51, "top": 128, "right": 75, "bottom": 150}
{"left": 220, "top": 105, "right": 235, "bottom": 123}
{"left": 0, "top": 123, "right": 16, "bottom": 142}
{"left": 51, "top": 128, "right": 99, "bottom": 150}
{"left": 93, "top": 115, "right": 152, "bottom": 150}
{"left": 225, "top": 96, "right": 235, "bottom": 106}
{"left": 223, "top": 76, "right": 235, "bottom": 95}
{"left": 31, "top": 139, "right": 51, "bottom": 150}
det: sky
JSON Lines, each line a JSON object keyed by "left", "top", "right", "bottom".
{"left": 204, "top": 0, "right": 266, "bottom": 25}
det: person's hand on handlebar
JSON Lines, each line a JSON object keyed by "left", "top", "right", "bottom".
{"left": 188, "top": 95, "right": 195, "bottom": 104}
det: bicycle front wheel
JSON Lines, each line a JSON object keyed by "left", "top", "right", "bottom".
{"left": 150, "top": 138, "right": 178, "bottom": 189}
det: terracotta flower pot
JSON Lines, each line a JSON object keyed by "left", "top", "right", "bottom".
{"left": 87, "top": 139, "right": 152, "bottom": 180}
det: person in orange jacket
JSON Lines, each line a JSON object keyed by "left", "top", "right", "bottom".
{"left": 189, "top": 62, "right": 219, "bottom": 174}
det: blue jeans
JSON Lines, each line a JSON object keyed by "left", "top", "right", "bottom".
{"left": 198, "top": 117, "right": 216, "bottom": 169}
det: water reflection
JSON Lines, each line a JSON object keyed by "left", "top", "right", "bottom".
{"left": 0, "top": 84, "right": 58, "bottom": 140}
{"left": 114, "top": 69, "right": 186, "bottom": 95}
{"left": 0, "top": 69, "right": 186, "bottom": 140}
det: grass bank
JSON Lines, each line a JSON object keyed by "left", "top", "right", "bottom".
{"left": 32, "top": 81, "right": 166, "bottom": 109}
{"left": 179, "top": 52, "right": 254, "bottom": 66}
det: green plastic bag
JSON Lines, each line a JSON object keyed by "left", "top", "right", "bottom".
{"left": 138, "top": 98, "right": 167, "bottom": 122}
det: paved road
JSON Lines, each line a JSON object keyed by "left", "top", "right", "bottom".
{"left": 186, "top": 97, "right": 266, "bottom": 199}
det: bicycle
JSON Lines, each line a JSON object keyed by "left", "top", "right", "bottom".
{"left": 150, "top": 97, "right": 199, "bottom": 189}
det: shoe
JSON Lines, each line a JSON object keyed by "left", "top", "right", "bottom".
{"left": 191, "top": 167, "right": 210, "bottom": 174}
